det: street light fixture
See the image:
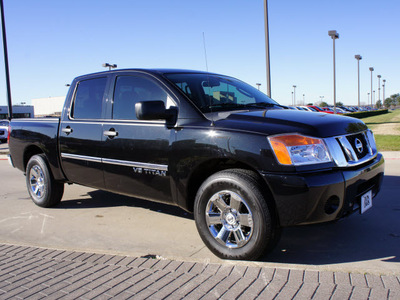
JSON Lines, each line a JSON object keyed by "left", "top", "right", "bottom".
{"left": 293, "top": 85, "right": 296, "bottom": 106}
{"left": 256, "top": 83, "right": 261, "bottom": 90}
{"left": 102, "top": 63, "right": 117, "bottom": 70}
{"left": 377, "top": 75, "right": 381, "bottom": 104}
{"left": 355, "top": 55, "right": 362, "bottom": 109}
{"left": 328, "top": 30, "right": 339, "bottom": 114}
{"left": 369, "top": 67, "right": 374, "bottom": 108}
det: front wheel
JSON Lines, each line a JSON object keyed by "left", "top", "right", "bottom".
{"left": 194, "top": 169, "right": 280, "bottom": 260}
{"left": 26, "top": 154, "right": 64, "bottom": 207}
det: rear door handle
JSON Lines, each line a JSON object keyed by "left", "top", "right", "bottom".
{"left": 62, "top": 127, "right": 73, "bottom": 134}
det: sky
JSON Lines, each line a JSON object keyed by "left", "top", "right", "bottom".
{"left": 0, "top": 0, "right": 399, "bottom": 107}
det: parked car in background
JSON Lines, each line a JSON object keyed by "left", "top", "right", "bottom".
{"left": 306, "top": 105, "right": 326, "bottom": 113}
{"left": 300, "top": 106, "right": 316, "bottom": 112}
{"left": 0, "top": 120, "right": 9, "bottom": 143}
{"left": 321, "top": 107, "right": 334, "bottom": 114}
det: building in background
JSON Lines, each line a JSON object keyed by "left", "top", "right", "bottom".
{"left": 31, "top": 96, "right": 65, "bottom": 117}
{"left": 0, "top": 105, "right": 34, "bottom": 119}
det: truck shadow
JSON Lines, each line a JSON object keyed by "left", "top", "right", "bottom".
{"left": 264, "top": 175, "right": 400, "bottom": 265}
{"left": 56, "top": 175, "right": 399, "bottom": 266}
{"left": 56, "top": 190, "right": 194, "bottom": 220}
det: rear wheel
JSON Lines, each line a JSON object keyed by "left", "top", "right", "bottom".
{"left": 26, "top": 154, "right": 64, "bottom": 207}
{"left": 194, "top": 169, "right": 280, "bottom": 260}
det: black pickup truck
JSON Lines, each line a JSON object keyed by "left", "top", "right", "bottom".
{"left": 8, "top": 69, "right": 385, "bottom": 260}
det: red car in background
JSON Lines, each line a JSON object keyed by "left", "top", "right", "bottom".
{"left": 306, "top": 105, "right": 330, "bottom": 113}
{"left": 321, "top": 107, "right": 344, "bottom": 114}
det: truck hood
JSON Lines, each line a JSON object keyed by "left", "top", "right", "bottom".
{"left": 214, "top": 109, "right": 368, "bottom": 138}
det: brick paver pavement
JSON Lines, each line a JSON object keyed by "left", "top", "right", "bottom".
{"left": 0, "top": 243, "right": 399, "bottom": 299}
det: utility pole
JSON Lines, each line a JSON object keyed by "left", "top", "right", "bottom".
{"left": 0, "top": 0, "right": 12, "bottom": 120}
{"left": 264, "top": 0, "right": 271, "bottom": 97}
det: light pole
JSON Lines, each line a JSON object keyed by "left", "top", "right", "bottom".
{"left": 383, "top": 79, "right": 386, "bottom": 103}
{"left": 328, "top": 30, "right": 339, "bottom": 114}
{"left": 263, "top": 0, "right": 271, "bottom": 97}
{"left": 373, "top": 90, "right": 375, "bottom": 107}
{"left": 303, "top": 94, "right": 305, "bottom": 105}
{"left": 355, "top": 55, "right": 362, "bottom": 109}
{"left": 0, "top": 0, "right": 12, "bottom": 120}
{"left": 293, "top": 85, "right": 296, "bottom": 106}
{"left": 367, "top": 92, "right": 370, "bottom": 106}
{"left": 291, "top": 92, "right": 294, "bottom": 106}
{"left": 102, "top": 63, "right": 117, "bottom": 70}
{"left": 256, "top": 83, "right": 261, "bottom": 90}
{"left": 319, "top": 96, "right": 324, "bottom": 104}
{"left": 369, "top": 67, "right": 374, "bottom": 108}
{"left": 377, "top": 75, "right": 381, "bottom": 105}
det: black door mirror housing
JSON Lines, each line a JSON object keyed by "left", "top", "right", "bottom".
{"left": 135, "top": 101, "right": 177, "bottom": 124}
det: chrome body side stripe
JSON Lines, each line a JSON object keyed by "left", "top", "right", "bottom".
{"left": 61, "top": 153, "right": 168, "bottom": 171}
{"left": 102, "top": 158, "right": 168, "bottom": 171}
{"left": 61, "top": 153, "right": 102, "bottom": 163}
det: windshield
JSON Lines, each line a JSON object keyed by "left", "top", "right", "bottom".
{"left": 0, "top": 120, "right": 9, "bottom": 126}
{"left": 164, "top": 73, "right": 280, "bottom": 113}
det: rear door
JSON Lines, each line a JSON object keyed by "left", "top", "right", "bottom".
{"left": 59, "top": 75, "right": 110, "bottom": 188}
{"left": 100, "top": 72, "right": 176, "bottom": 202}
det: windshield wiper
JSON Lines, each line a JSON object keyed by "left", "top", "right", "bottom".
{"left": 201, "top": 103, "right": 246, "bottom": 109}
{"left": 244, "top": 102, "right": 288, "bottom": 109}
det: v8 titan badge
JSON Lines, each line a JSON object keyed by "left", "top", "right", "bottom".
{"left": 361, "top": 190, "right": 373, "bottom": 214}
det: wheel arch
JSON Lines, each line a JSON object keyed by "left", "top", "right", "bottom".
{"left": 23, "top": 145, "right": 45, "bottom": 173}
{"left": 183, "top": 158, "right": 277, "bottom": 216}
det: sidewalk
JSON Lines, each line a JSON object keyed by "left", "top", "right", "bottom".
{"left": 1, "top": 243, "right": 399, "bottom": 299}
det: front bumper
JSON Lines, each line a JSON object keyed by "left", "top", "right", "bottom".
{"left": 261, "top": 153, "right": 385, "bottom": 226}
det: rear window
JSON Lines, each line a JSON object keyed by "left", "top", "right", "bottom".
{"left": 71, "top": 77, "right": 107, "bottom": 119}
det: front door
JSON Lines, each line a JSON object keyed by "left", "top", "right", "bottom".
{"left": 100, "top": 73, "right": 176, "bottom": 203}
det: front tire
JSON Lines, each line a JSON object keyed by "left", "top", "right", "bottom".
{"left": 26, "top": 154, "right": 64, "bottom": 207}
{"left": 194, "top": 169, "right": 279, "bottom": 260}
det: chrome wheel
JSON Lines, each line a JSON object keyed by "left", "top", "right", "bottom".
{"left": 205, "top": 190, "right": 254, "bottom": 248}
{"left": 29, "top": 165, "right": 45, "bottom": 199}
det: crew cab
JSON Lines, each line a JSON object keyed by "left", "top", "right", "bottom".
{"left": 8, "top": 69, "right": 385, "bottom": 260}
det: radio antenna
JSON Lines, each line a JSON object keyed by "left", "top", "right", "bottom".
{"left": 203, "top": 32, "right": 209, "bottom": 72}
{"left": 202, "top": 32, "right": 215, "bottom": 126}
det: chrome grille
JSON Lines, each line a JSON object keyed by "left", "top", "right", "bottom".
{"left": 324, "top": 130, "right": 377, "bottom": 167}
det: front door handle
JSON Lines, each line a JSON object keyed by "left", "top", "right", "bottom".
{"left": 62, "top": 126, "right": 73, "bottom": 135}
{"left": 103, "top": 128, "right": 118, "bottom": 138}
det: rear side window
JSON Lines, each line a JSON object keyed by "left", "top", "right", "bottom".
{"left": 112, "top": 76, "right": 169, "bottom": 120}
{"left": 71, "top": 77, "right": 107, "bottom": 119}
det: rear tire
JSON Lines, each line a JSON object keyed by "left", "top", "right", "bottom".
{"left": 26, "top": 154, "right": 64, "bottom": 207}
{"left": 194, "top": 169, "right": 280, "bottom": 260}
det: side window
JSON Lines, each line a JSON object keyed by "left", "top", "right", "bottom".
{"left": 112, "top": 76, "right": 170, "bottom": 120}
{"left": 71, "top": 77, "right": 107, "bottom": 119}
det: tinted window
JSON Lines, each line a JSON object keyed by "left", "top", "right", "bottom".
{"left": 112, "top": 76, "right": 169, "bottom": 120}
{"left": 72, "top": 77, "right": 107, "bottom": 119}
{"left": 164, "top": 73, "right": 277, "bottom": 113}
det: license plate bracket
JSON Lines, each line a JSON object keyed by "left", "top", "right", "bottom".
{"left": 361, "top": 190, "right": 373, "bottom": 214}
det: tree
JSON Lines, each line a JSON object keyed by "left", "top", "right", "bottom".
{"left": 376, "top": 100, "right": 382, "bottom": 109}
{"left": 320, "top": 101, "right": 329, "bottom": 107}
{"left": 336, "top": 101, "right": 344, "bottom": 107}
{"left": 384, "top": 98, "right": 393, "bottom": 108}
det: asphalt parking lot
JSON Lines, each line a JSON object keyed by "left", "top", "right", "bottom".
{"left": 0, "top": 148, "right": 399, "bottom": 298}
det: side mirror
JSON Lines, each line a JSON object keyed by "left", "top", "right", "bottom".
{"left": 135, "top": 101, "right": 177, "bottom": 124}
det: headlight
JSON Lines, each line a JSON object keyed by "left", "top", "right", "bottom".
{"left": 268, "top": 134, "right": 332, "bottom": 166}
